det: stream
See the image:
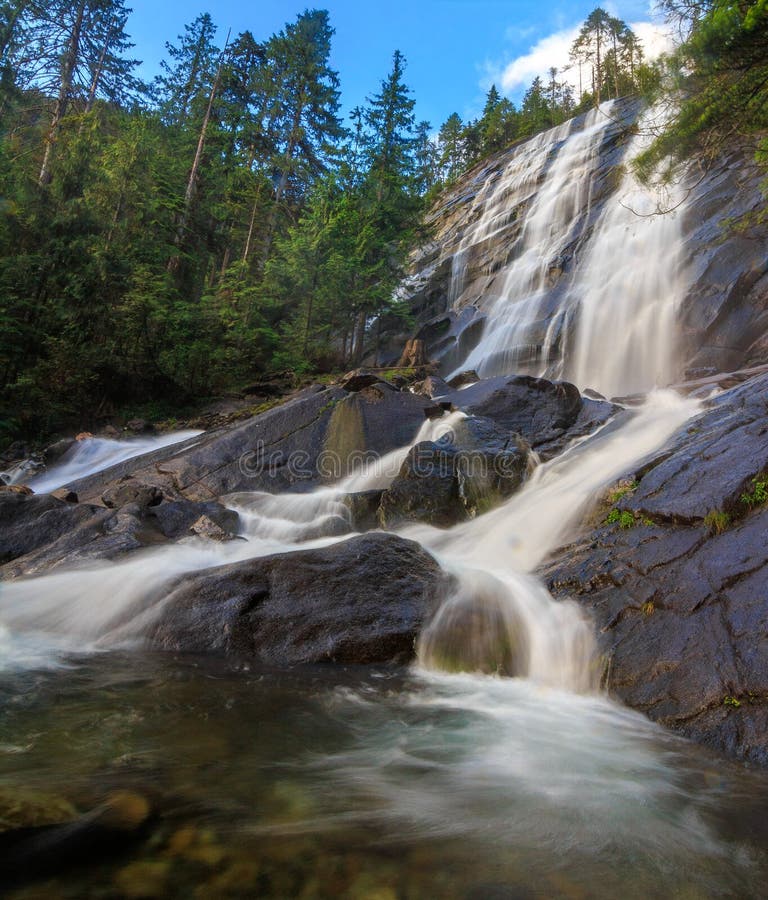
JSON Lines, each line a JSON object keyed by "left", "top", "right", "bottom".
{"left": 2, "top": 102, "right": 767, "bottom": 897}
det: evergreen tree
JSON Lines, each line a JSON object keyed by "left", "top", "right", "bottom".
{"left": 437, "top": 111, "right": 465, "bottom": 181}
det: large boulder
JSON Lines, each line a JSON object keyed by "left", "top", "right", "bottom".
{"left": 432, "top": 374, "right": 616, "bottom": 459}
{"left": 66, "top": 384, "right": 437, "bottom": 504}
{"left": 540, "top": 372, "right": 768, "bottom": 765}
{"left": 378, "top": 415, "right": 532, "bottom": 528}
{"left": 150, "top": 533, "right": 453, "bottom": 666}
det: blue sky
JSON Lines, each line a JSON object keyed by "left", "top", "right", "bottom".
{"left": 127, "top": 1, "right": 668, "bottom": 128}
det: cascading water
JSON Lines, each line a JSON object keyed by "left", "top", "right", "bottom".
{"left": 563, "top": 110, "right": 688, "bottom": 395}
{"left": 3, "top": 108, "right": 766, "bottom": 898}
{"left": 7, "top": 430, "right": 204, "bottom": 494}
{"left": 446, "top": 102, "right": 690, "bottom": 396}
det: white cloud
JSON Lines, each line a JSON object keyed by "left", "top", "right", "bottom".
{"left": 498, "top": 26, "right": 581, "bottom": 94}
{"left": 631, "top": 21, "right": 676, "bottom": 59}
{"left": 491, "top": 19, "right": 675, "bottom": 99}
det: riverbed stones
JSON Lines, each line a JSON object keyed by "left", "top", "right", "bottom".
{"left": 150, "top": 533, "right": 453, "bottom": 665}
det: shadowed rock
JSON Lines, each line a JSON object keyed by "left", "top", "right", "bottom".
{"left": 378, "top": 415, "right": 532, "bottom": 528}
{"left": 150, "top": 533, "right": 453, "bottom": 666}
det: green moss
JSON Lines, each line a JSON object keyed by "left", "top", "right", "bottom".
{"left": 704, "top": 509, "right": 731, "bottom": 535}
{"left": 641, "top": 601, "right": 655, "bottom": 617}
{"left": 723, "top": 696, "right": 741, "bottom": 709}
{"left": 606, "top": 479, "right": 638, "bottom": 505}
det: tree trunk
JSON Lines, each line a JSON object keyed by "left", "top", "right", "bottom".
{"left": 397, "top": 339, "right": 427, "bottom": 368}
{"left": 84, "top": 15, "right": 115, "bottom": 116}
{"left": 168, "top": 37, "right": 228, "bottom": 273}
{"left": 39, "top": 0, "right": 86, "bottom": 186}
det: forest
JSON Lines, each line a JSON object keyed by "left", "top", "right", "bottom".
{"left": 0, "top": 1, "right": 765, "bottom": 441}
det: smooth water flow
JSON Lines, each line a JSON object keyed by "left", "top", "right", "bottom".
{"left": 0, "top": 109, "right": 762, "bottom": 897}
{"left": 563, "top": 109, "right": 688, "bottom": 394}
{"left": 19, "top": 430, "right": 203, "bottom": 493}
{"left": 448, "top": 103, "right": 689, "bottom": 395}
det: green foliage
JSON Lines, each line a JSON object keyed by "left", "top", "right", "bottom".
{"left": 740, "top": 475, "right": 768, "bottom": 508}
{"left": 723, "top": 695, "right": 741, "bottom": 708}
{"left": 606, "top": 478, "right": 638, "bottom": 504}
{"left": 704, "top": 509, "right": 731, "bottom": 534}
{"left": 0, "top": 8, "right": 431, "bottom": 442}
{"left": 636, "top": 1, "right": 768, "bottom": 181}
{"left": 605, "top": 508, "right": 636, "bottom": 529}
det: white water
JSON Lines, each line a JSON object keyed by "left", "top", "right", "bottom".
{"left": 19, "top": 430, "right": 203, "bottom": 494}
{"left": 0, "top": 393, "right": 697, "bottom": 689}
{"left": 563, "top": 110, "right": 688, "bottom": 394}
{"left": 447, "top": 103, "right": 690, "bottom": 396}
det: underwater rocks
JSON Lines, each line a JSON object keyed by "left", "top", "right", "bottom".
{"left": 150, "top": 533, "right": 453, "bottom": 666}
{"left": 540, "top": 372, "right": 768, "bottom": 765}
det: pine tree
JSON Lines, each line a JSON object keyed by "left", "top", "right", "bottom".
{"left": 437, "top": 112, "right": 465, "bottom": 181}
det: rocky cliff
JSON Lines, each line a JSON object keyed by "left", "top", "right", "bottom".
{"left": 400, "top": 99, "right": 768, "bottom": 388}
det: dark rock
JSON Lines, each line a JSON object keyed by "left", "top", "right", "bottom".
{"left": 102, "top": 424, "right": 121, "bottom": 439}
{"left": 0, "top": 492, "right": 102, "bottom": 566}
{"left": 339, "top": 370, "right": 389, "bottom": 392}
{"left": 378, "top": 440, "right": 461, "bottom": 528}
{"left": 623, "top": 373, "right": 768, "bottom": 523}
{"left": 342, "top": 490, "right": 384, "bottom": 531}
{"left": 188, "top": 515, "right": 237, "bottom": 542}
{"left": 0, "top": 491, "right": 169, "bottom": 578}
{"left": 441, "top": 374, "right": 584, "bottom": 452}
{"left": 147, "top": 500, "right": 239, "bottom": 540}
{"left": 447, "top": 369, "right": 480, "bottom": 389}
{"left": 424, "top": 402, "right": 454, "bottom": 419}
{"left": 539, "top": 373, "right": 768, "bottom": 766}
{"left": 411, "top": 375, "right": 452, "bottom": 398}
{"left": 0, "top": 790, "right": 151, "bottom": 886}
{"left": 67, "top": 385, "right": 437, "bottom": 504}
{"left": 378, "top": 415, "right": 531, "bottom": 528}
{"left": 102, "top": 477, "right": 165, "bottom": 510}
{"left": 51, "top": 488, "right": 78, "bottom": 503}
{"left": 150, "top": 533, "right": 452, "bottom": 666}
{"left": 42, "top": 438, "right": 76, "bottom": 465}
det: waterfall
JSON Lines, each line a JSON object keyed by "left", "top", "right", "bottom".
{"left": 14, "top": 431, "right": 204, "bottom": 494}
{"left": 412, "top": 391, "right": 697, "bottom": 688}
{"left": 563, "top": 110, "right": 688, "bottom": 395}
{"left": 445, "top": 102, "right": 690, "bottom": 396}
{"left": 0, "top": 109, "right": 697, "bottom": 696}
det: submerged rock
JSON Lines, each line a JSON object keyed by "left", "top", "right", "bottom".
{"left": 540, "top": 372, "right": 768, "bottom": 765}
{"left": 150, "top": 533, "right": 453, "bottom": 666}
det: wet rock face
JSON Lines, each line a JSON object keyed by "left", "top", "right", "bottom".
{"left": 539, "top": 373, "right": 768, "bottom": 766}
{"left": 150, "top": 533, "right": 453, "bottom": 666}
{"left": 400, "top": 102, "right": 768, "bottom": 379}
{"left": 65, "top": 383, "right": 437, "bottom": 504}
{"left": 378, "top": 416, "right": 532, "bottom": 529}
